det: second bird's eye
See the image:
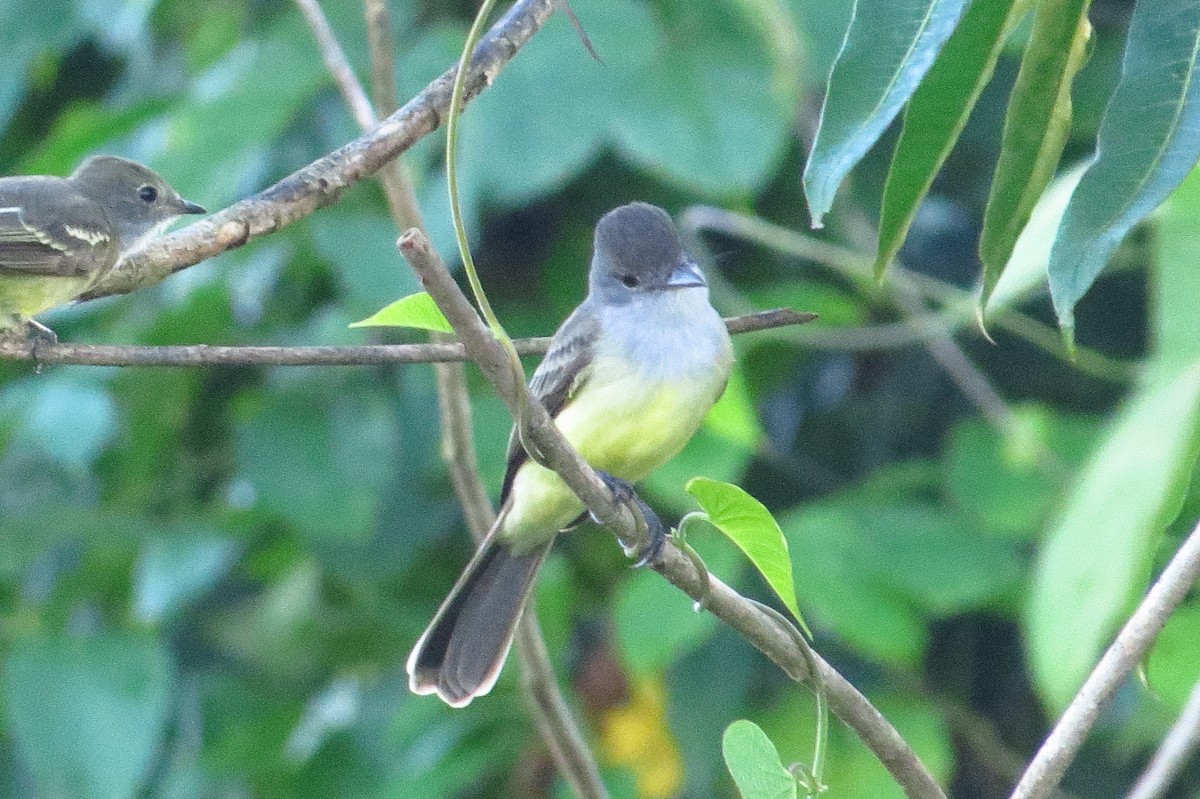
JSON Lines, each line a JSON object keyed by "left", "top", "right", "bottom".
{"left": 138, "top": 185, "right": 158, "bottom": 203}
{"left": 618, "top": 274, "right": 638, "bottom": 288}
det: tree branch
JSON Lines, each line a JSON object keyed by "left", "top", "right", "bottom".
{"left": 1125, "top": 677, "right": 1200, "bottom": 799}
{"left": 0, "top": 310, "right": 809, "bottom": 367}
{"left": 1011, "top": 519, "right": 1200, "bottom": 799}
{"left": 80, "top": 0, "right": 557, "bottom": 301}
{"left": 398, "top": 227, "right": 947, "bottom": 799}
{"left": 288, "top": 4, "right": 607, "bottom": 795}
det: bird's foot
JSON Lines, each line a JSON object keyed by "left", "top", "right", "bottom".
{"left": 23, "top": 320, "right": 58, "bottom": 372}
{"left": 592, "top": 470, "right": 668, "bottom": 569}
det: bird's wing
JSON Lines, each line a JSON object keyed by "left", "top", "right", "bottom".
{"left": 499, "top": 304, "right": 599, "bottom": 503}
{"left": 0, "top": 203, "right": 112, "bottom": 278}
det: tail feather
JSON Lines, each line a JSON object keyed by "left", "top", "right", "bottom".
{"left": 407, "top": 534, "right": 551, "bottom": 707}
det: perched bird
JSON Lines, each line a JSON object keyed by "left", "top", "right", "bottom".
{"left": 0, "top": 155, "right": 205, "bottom": 337}
{"left": 408, "top": 202, "right": 734, "bottom": 706}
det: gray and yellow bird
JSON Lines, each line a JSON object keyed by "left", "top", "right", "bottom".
{"left": 408, "top": 202, "right": 734, "bottom": 707}
{"left": 0, "top": 155, "right": 205, "bottom": 337}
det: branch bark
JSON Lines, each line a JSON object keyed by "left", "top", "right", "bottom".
{"left": 1010, "top": 520, "right": 1200, "bottom": 799}
{"left": 398, "top": 227, "right": 947, "bottom": 799}
{"left": 0, "top": 311, "right": 809, "bottom": 367}
{"left": 81, "top": 0, "right": 557, "bottom": 300}
{"left": 1125, "top": 677, "right": 1200, "bottom": 799}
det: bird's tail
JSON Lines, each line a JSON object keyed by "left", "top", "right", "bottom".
{"left": 406, "top": 527, "right": 551, "bottom": 707}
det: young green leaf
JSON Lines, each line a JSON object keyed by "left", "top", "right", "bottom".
{"left": 686, "top": 477, "right": 808, "bottom": 632}
{"left": 803, "top": 0, "right": 970, "bottom": 227}
{"left": 979, "top": 0, "right": 1091, "bottom": 307}
{"left": 1048, "top": 0, "right": 1200, "bottom": 333}
{"left": 349, "top": 291, "right": 455, "bottom": 333}
{"left": 1027, "top": 364, "right": 1200, "bottom": 710}
{"left": 876, "top": 0, "right": 1029, "bottom": 278}
{"left": 722, "top": 720, "right": 798, "bottom": 799}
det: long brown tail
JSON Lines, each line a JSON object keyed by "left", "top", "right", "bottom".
{"left": 407, "top": 532, "right": 551, "bottom": 707}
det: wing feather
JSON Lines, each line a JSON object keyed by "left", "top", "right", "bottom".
{"left": 499, "top": 304, "right": 598, "bottom": 502}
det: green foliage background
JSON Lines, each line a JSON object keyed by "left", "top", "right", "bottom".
{"left": 1, "top": 0, "right": 1198, "bottom": 797}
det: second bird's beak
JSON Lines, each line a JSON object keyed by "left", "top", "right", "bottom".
{"left": 181, "top": 200, "right": 207, "bottom": 215}
{"left": 667, "top": 259, "right": 706, "bottom": 289}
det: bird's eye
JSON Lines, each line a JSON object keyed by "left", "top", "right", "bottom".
{"left": 138, "top": 185, "right": 158, "bottom": 203}
{"left": 618, "top": 274, "right": 639, "bottom": 288}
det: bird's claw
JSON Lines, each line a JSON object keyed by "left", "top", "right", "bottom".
{"left": 593, "top": 470, "right": 668, "bottom": 568}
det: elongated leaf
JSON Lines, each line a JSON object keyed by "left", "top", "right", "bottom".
{"left": 1048, "top": 0, "right": 1200, "bottom": 333}
{"left": 803, "top": 0, "right": 970, "bottom": 227}
{"left": 1155, "top": 163, "right": 1200, "bottom": 373}
{"left": 686, "top": 478, "right": 807, "bottom": 631}
{"left": 1027, "top": 364, "right": 1200, "bottom": 710}
{"left": 722, "top": 720, "right": 797, "bottom": 799}
{"left": 350, "top": 292, "right": 454, "bottom": 333}
{"left": 979, "top": 0, "right": 1091, "bottom": 305}
{"left": 876, "top": 0, "right": 1028, "bottom": 277}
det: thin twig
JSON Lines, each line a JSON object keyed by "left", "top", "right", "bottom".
{"left": 1125, "top": 678, "right": 1200, "bottom": 799}
{"left": 362, "top": 0, "right": 426, "bottom": 231}
{"left": 1011, "top": 520, "right": 1200, "bottom": 799}
{"left": 293, "top": 0, "right": 376, "bottom": 129}
{"left": 0, "top": 310, "right": 811, "bottom": 367}
{"left": 399, "top": 227, "right": 947, "bottom": 799}
{"left": 81, "top": 0, "right": 558, "bottom": 301}
{"left": 678, "top": 206, "right": 1136, "bottom": 383}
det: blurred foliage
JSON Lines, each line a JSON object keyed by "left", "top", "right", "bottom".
{"left": 1, "top": 0, "right": 1199, "bottom": 798}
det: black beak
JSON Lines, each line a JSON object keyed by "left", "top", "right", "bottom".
{"left": 666, "top": 259, "right": 706, "bottom": 289}
{"left": 181, "top": 200, "right": 207, "bottom": 215}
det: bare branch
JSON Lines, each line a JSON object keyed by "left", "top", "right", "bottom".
{"left": 293, "top": 0, "right": 376, "bottom": 129}
{"left": 0, "top": 311, "right": 808, "bottom": 367}
{"left": 81, "top": 0, "right": 557, "bottom": 301}
{"left": 1011, "top": 519, "right": 1200, "bottom": 799}
{"left": 399, "top": 227, "right": 946, "bottom": 799}
{"left": 1125, "top": 677, "right": 1200, "bottom": 799}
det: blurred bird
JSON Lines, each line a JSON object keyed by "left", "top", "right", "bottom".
{"left": 0, "top": 155, "right": 205, "bottom": 339}
{"left": 408, "top": 202, "right": 733, "bottom": 706}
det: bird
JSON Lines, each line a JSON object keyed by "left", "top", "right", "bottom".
{"left": 0, "top": 155, "right": 205, "bottom": 338}
{"left": 408, "top": 202, "right": 734, "bottom": 707}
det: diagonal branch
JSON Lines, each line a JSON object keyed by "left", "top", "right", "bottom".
{"left": 81, "top": 0, "right": 557, "bottom": 301}
{"left": 1010, "top": 519, "right": 1200, "bottom": 799}
{"left": 398, "top": 227, "right": 948, "bottom": 799}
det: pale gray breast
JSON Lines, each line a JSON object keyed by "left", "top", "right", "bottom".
{"left": 597, "top": 287, "right": 733, "bottom": 382}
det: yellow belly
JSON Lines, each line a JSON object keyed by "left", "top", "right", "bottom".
{"left": 500, "top": 356, "right": 725, "bottom": 548}
{"left": 0, "top": 274, "right": 92, "bottom": 325}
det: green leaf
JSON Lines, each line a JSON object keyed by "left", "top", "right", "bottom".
{"left": 1146, "top": 601, "right": 1200, "bottom": 711}
{"left": 1027, "top": 363, "right": 1200, "bottom": 710}
{"left": 979, "top": 0, "right": 1091, "bottom": 305}
{"left": 685, "top": 478, "right": 807, "bottom": 631}
{"left": 803, "top": 0, "right": 970, "bottom": 226}
{"left": 985, "top": 162, "right": 1087, "bottom": 314}
{"left": 1049, "top": 0, "right": 1200, "bottom": 331}
{"left": 2, "top": 633, "right": 174, "bottom": 799}
{"left": 349, "top": 292, "right": 454, "bottom": 333}
{"left": 1156, "top": 165, "right": 1200, "bottom": 374}
{"left": 722, "top": 720, "right": 797, "bottom": 799}
{"left": 876, "top": 0, "right": 1029, "bottom": 276}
